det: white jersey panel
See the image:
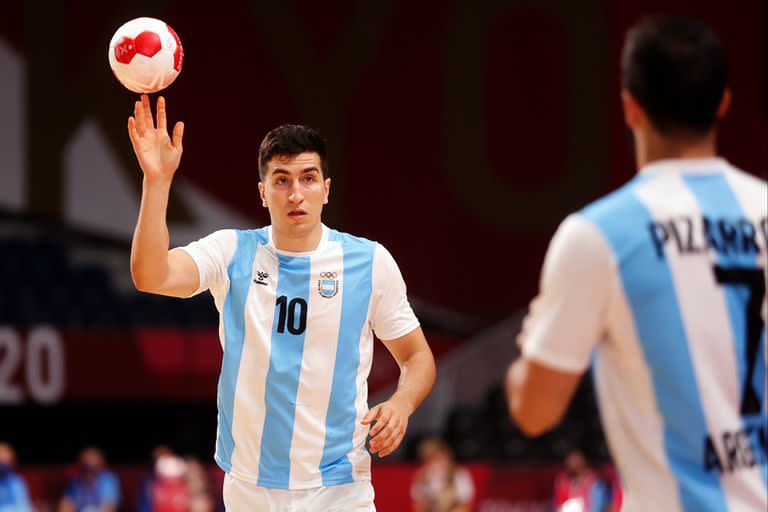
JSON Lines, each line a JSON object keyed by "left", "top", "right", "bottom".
{"left": 521, "top": 215, "right": 611, "bottom": 373}
{"left": 228, "top": 243, "right": 278, "bottom": 484}
{"left": 288, "top": 241, "right": 344, "bottom": 488}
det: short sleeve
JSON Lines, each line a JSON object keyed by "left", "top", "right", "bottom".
{"left": 177, "top": 229, "right": 237, "bottom": 297}
{"left": 370, "top": 244, "right": 420, "bottom": 341}
{"left": 520, "top": 214, "right": 613, "bottom": 373}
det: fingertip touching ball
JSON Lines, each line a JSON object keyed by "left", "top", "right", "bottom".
{"left": 108, "top": 17, "right": 183, "bottom": 94}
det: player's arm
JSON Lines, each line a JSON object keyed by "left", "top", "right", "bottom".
{"left": 506, "top": 356, "right": 582, "bottom": 436}
{"left": 363, "top": 245, "right": 436, "bottom": 457}
{"left": 127, "top": 94, "right": 198, "bottom": 298}
{"left": 364, "top": 326, "right": 436, "bottom": 457}
{"left": 505, "top": 215, "right": 612, "bottom": 436}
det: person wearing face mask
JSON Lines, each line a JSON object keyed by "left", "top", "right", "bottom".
{"left": 59, "top": 447, "right": 121, "bottom": 512}
{"left": 411, "top": 437, "right": 474, "bottom": 512}
{"left": 0, "top": 442, "right": 32, "bottom": 512}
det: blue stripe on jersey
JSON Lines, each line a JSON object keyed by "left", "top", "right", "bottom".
{"left": 257, "top": 253, "right": 312, "bottom": 488}
{"left": 582, "top": 179, "right": 728, "bottom": 512}
{"left": 218, "top": 229, "right": 266, "bottom": 472}
{"left": 320, "top": 231, "right": 376, "bottom": 485}
{"left": 683, "top": 172, "right": 768, "bottom": 486}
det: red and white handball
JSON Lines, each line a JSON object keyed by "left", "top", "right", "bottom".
{"left": 108, "top": 17, "right": 184, "bottom": 94}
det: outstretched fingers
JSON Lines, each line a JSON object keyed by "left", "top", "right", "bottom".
{"left": 134, "top": 101, "right": 146, "bottom": 137}
{"left": 156, "top": 96, "right": 167, "bottom": 133}
{"left": 127, "top": 116, "right": 140, "bottom": 145}
{"left": 172, "top": 121, "right": 184, "bottom": 150}
{"left": 141, "top": 94, "right": 154, "bottom": 132}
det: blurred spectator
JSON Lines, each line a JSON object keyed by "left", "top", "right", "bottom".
{"left": 552, "top": 449, "right": 609, "bottom": 512}
{"left": 0, "top": 442, "right": 32, "bottom": 512}
{"left": 411, "top": 437, "right": 474, "bottom": 512}
{"left": 59, "top": 447, "right": 121, "bottom": 512}
{"left": 137, "top": 448, "right": 216, "bottom": 512}
{"left": 137, "top": 445, "right": 175, "bottom": 512}
{"left": 151, "top": 455, "right": 188, "bottom": 512}
{"left": 184, "top": 458, "right": 215, "bottom": 512}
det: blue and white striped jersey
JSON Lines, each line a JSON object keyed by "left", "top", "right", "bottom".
{"left": 522, "top": 158, "right": 767, "bottom": 511}
{"left": 181, "top": 225, "right": 419, "bottom": 490}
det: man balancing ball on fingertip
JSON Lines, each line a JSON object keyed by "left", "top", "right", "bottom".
{"left": 126, "top": 95, "right": 436, "bottom": 511}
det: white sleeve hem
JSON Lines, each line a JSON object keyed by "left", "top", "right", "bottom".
{"left": 176, "top": 246, "right": 206, "bottom": 297}
{"left": 521, "top": 344, "right": 589, "bottom": 374}
{"left": 377, "top": 321, "right": 420, "bottom": 342}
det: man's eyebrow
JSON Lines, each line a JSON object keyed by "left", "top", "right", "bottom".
{"left": 271, "top": 167, "right": 320, "bottom": 175}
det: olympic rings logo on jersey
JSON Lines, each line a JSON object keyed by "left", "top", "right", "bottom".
{"left": 318, "top": 271, "right": 339, "bottom": 298}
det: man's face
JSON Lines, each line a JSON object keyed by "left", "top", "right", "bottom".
{"left": 259, "top": 152, "right": 330, "bottom": 238}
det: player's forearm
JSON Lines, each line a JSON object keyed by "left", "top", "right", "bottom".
{"left": 130, "top": 178, "right": 173, "bottom": 291}
{"left": 390, "top": 349, "right": 436, "bottom": 414}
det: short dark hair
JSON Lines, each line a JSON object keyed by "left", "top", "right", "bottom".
{"left": 257, "top": 124, "right": 328, "bottom": 181}
{"left": 622, "top": 17, "right": 728, "bottom": 136}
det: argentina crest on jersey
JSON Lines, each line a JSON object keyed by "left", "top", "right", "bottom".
{"left": 318, "top": 271, "right": 339, "bottom": 298}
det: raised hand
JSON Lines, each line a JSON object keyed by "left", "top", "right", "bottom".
{"left": 128, "top": 94, "right": 184, "bottom": 183}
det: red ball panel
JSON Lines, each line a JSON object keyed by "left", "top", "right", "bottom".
{"left": 167, "top": 24, "right": 184, "bottom": 72}
{"left": 134, "top": 30, "right": 162, "bottom": 58}
{"left": 113, "top": 36, "right": 136, "bottom": 64}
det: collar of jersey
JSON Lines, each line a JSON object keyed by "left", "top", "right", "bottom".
{"left": 266, "top": 223, "right": 329, "bottom": 256}
{"left": 639, "top": 157, "right": 729, "bottom": 176}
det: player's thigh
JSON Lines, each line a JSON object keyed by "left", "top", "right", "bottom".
{"left": 306, "top": 480, "right": 376, "bottom": 512}
{"left": 223, "top": 473, "right": 288, "bottom": 512}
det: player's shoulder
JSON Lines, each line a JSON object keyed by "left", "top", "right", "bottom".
{"left": 723, "top": 164, "right": 768, "bottom": 200}
{"left": 579, "top": 175, "right": 647, "bottom": 225}
{"left": 231, "top": 226, "right": 269, "bottom": 244}
{"left": 204, "top": 227, "right": 268, "bottom": 259}
{"left": 326, "top": 227, "right": 379, "bottom": 250}
{"left": 725, "top": 163, "right": 767, "bottom": 187}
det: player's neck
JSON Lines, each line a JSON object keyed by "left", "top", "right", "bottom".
{"left": 635, "top": 129, "right": 718, "bottom": 170}
{"left": 271, "top": 222, "right": 324, "bottom": 253}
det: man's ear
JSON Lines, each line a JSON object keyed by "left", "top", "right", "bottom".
{"left": 716, "top": 88, "right": 732, "bottom": 120}
{"left": 621, "top": 89, "right": 645, "bottom": 130}
{"left": 323, "top": 178, "right": 331, "bottom": 205}
{"left": 258, "top": 181, "right": 267, "bottom": 208}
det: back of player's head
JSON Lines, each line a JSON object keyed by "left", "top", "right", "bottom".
{"left": 258, "top": 124, "right": 328, "bottom": 181}
{"left": 621, "top": 16, "right": 728, "bottom": 137}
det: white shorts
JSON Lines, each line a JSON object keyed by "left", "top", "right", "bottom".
{"left": 223, "top": 474, "right": 376, "bottom": 512}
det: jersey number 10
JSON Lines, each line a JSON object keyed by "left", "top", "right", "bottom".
{"left": 275, "top": 295, "right": 308, "bottom": 335}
